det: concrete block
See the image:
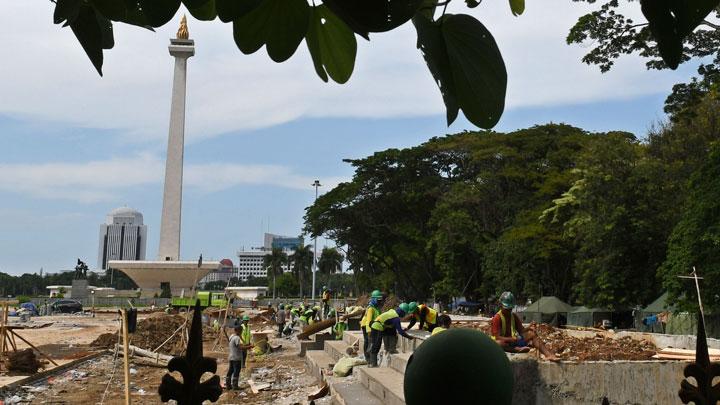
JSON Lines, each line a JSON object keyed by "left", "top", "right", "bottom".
{"left": 324, "top": 340, "right": 351, "bottom": 361}
{"left": 356, "top": 366, "right": 405, "bottom": 405}
{"left": 305, "top": 349, "right": 336, "bottom": 382}
{"left": 388, "top": 352, "right": 412, "bottom": 374}
{"left": 331, "top": 380, "right": 384, "bottom": 405}
{"left": 299, "top": 339, "right": 324, "bottom": 357}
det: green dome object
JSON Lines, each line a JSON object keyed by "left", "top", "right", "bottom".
{"left": 371, "top": 290, "right": 383, "bottom": 299}
{"left": 404, "top": 328, "right": 513, "bottom": 405}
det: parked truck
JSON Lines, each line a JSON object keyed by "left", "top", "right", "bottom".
{"left": 171, "top": 291, "right": 228, "bottom": 309}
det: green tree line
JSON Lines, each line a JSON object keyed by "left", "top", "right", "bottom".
{"left": 305, "top": 76, "right": 720, "bottom": 312}
{"left": 0, "top": 267, "right": 137, "bottom": 297}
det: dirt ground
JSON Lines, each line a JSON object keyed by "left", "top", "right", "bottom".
{"left": 1, "top": 312, "right": 323, "bottom": 404}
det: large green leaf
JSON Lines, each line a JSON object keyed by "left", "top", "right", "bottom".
{"left": 672, "top": 0, "right": 719, "bottom": 36}
{"left": 441, "top": 14, "right": 507, "bottom": 128}
{"left": 70, "top": 5, "right": 105, "bottom": 75}
{"left": 216, "top": 0, "right": 260, "bottom": 23}
{"left": 306, "top": 5, "right": 357, "bottom": 84}
{"left": 413, "top": 15, "right": 458, "bottom": 125}
{"left": 233, "top": 0, "right": 309, "bottom": 62}
{"left": 323, "top": 0, "right": 423, "bottom": 40}
{"left": 54, "top": 0, "right": 82, "bottom": 24}
{"left": 120, "top": 0, "right": 154, "bottom": 29}
{"left": 182, "top": 0, "right": 211, "bottom": 9}
{"left": 91, "top": 0, "right": 126, "bottom": 20}
{"left": 138, "top": 0, "right": 181, "bottom": 27}
{"left": 95, "top": 13, "right": 115, "bottom": 49}
{"left": 184, "top": 0, "right": 217, "bottom": 21}
{"left": 641, "top": 0, "right": 683, "bottom": 69}
{"left": 509, "top": 0, "right": 525, "bottom": 16}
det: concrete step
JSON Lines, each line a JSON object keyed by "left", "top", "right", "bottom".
{"left": 356, "top": 366, "right": 405, "bottom": 405}
{"left": 388, "top": 351, "right": 412, "bottom": 374}
{"left": 305, "top": 349, "right": 336, "bottom": 382}
{"left": 324, "top": 339, "right": 353, "bottom": 361}
{"left": 342, "top": 330, "right": 364, "bottom": 347}
{"left": 330, "top": 380, "right": 384, "bottom": 405}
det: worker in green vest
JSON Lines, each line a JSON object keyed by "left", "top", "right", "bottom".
{"left": 360, "top": 290, "right": 384, "bottom": 362}
{"left": 406, "top": 301, "right": 439, "bottom": 332}
{"left": 226, "top": 315, "right": 253, "bottom": 390}
{"left": 368, "top": 303, "right": 414, "bottom": 367}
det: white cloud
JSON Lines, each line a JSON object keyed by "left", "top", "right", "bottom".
{"left": 0, "top": 156, "right": 346, "bottom": 203}
{"left": 0, "top": 1, "right": 691, "bottom": 142}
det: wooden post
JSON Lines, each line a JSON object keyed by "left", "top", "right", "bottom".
{"left": 121, "top": 309, "right": 131, "bottom": 405}
{"left": 0, "top": 303, "right": 7, "bottom": 355}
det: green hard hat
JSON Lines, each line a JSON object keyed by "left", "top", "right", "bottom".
{"left": 370, "top": 290, "right": 383, "bottom": 299}
{"left": 404, "top": 329, "right": 513, "bottom": 404}
{"left": 399, "top": 303, "right": 410, "bottom": 313}
{"left": 408, "top": 301, "right": 418, "bottom": 313}
{"left": 499, "top": 291, "right": 515, "bottom": 309}
{"left": 242, "top": 315, "right": 250, "bottom": 321}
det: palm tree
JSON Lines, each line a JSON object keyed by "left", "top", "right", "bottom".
{"left": 292, "top": 245, "right": 314, "bottom": 297}
{"left": 264, "top": 248, "right": 288, "bottom": 300}
{"left": 318, "top": 247, "right": 344, "bottom": 289}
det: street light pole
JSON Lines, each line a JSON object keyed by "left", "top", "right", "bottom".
{"left": 311, "top": 180, "right": 322, "bottom": 301}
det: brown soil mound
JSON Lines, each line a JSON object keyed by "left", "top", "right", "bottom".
{"left": 5, "top": 348, "right": 44, "bottom": 373}
{"left": 130, "top": 314, "right": 187, "bottom": 353}
{"left": 91, "top": 332, "right": 118, "bottom": 348}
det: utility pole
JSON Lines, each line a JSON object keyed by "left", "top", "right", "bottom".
{"left": 311, "top": 180, "right": 322, "bottom": 301}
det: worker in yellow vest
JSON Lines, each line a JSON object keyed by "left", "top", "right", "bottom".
{"left": 405, "top": 301, "right": 439, "bottom": 332}
{"left": 360, "top": 290, "right": 384, "bottom": 362}
{"left": 226, "top": 315, "right": 253, "bottom": 390}
{"left": 490, "top": 291, "right": 559, "bottom": 361}
{"left": 430, "top": 314, "right": 452, "bottom": 336}
{"left": 368, "top": 303, "right": 414, "bottom": 367}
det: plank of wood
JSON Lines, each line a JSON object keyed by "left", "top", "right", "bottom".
{"left": 659, "top": 347, "right": 720, "bottom": 356}
{"left": 247, "top": 379, "right": 271, "bottom": 394}
{"left": 653, "top": 353, "right": 720, "bottom": 361}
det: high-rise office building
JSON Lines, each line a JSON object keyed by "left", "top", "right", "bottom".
{"left": 98, "top": 207, "right": 147, "bottom": 270}
{"left": 263, "top": 233, "right": 304, "bottom": 251}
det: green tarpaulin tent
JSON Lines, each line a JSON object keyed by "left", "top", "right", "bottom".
{"left": 567, "top": 306, "right": 612, "bottom": 327}
{"left": 520, "top": 296, "right": 574, "bottom": 326}
{"left": 636, "top": 292, "right": 672, "bottom": 333}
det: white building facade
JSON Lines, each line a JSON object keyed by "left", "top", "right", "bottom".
{"left": 236, "top": 250, "right": 293, "bottom": 281}
{"left": 98, "top": 207, "right": 147, "bottom": 270}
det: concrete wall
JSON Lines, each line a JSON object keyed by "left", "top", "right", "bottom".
{"left": 511, "top": 358, "right": 688, "bottom": 405}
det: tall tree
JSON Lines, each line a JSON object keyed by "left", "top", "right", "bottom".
{"left": 660, "top": 142, "right": 720, "bottom": 313}
{"left": 291, "top": 245, "right": 313, "bottom": 298}
{"left": 264, "top": 247, "right": 288, "bottom": 300}
{"left": 318, "top": 247, "right": 344, "bottom": 275}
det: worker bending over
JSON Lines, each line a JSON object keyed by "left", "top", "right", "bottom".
{"left": 405, "top": 301, "right": 439, "bottom": 332}
{"left": 491, "top": 292, "right": 559, "bottom": 362}
{"left": 368, "top": 303, "right": 414, "bottom": 367}
{"left": 361, "top": 290, "right": 383, "bottom": 361}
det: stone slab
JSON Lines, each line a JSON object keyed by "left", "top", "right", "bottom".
{"left": 331, "top": 380, "right": 384, "bottom": 405}
{"left": 356, "top": 366, "right": 405, "bottom": 405}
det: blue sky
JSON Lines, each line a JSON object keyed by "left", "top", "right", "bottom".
{"left": 0, "top": 1, "right": 700, "bottom": 275}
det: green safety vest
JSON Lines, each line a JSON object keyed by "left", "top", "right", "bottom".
{"left": 371, "top": 309, "right": 399, "bottom": 331}
{"left": 431, "top": 326, "right": 446, "bottom": 336}
{"left": 240, "top": 324, "right": 251, "bottom": 345}
{"left": 418, "top": 305, "right": 438, "bottom": 326}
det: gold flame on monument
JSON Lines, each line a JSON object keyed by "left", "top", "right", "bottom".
{"left": 177, "top": 15, "right": 189, "bottom": 39}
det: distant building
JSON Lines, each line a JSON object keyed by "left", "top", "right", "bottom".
{"left": 98, "top": 207, "right": 147, "bottom": 270}
{"left": 263, "top": 233, "right": 303, "bottom": 251}
{"left": 236, "top": 250, "right": 293, "bottom": 282}
{"left": 201, "top": 258, "right": 236, "bottom": 285}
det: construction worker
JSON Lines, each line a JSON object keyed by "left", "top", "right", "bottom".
{"left": 431, "top": 314, "right": 452, "bottom": 336}
{"left": 368, "top": 303, "right": 414, "bottom": 367}
{"left": 360, "top": 290, "right": 383, "bottom": 361}
{"left": 312, "top": 305, "right": 322, "bottom": 323}
{"left": 226, "top": 316, "right": 252, "bottom": 390}
{"left": 405, "top": 301, "right": 439, "bottom": 332}
{"left": 276, "top": 304, "right": 286, "bottom": 337}
{"left": 321, "top": 286, "right": 332, "bottom": 319}
{"left": 491, "top": 292, "right": 559, "bottom": 362}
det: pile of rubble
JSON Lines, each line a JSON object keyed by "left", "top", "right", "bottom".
{"left": 465, "top": 322, "right": 657, "bottom": 361}
{"left": 537, "top": 326, "right": 657, "bottom": 361}
{"left": 90, "top": 313, "right": 187, "bottom": 353}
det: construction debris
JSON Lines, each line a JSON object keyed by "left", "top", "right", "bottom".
{"left": 307, "top": 382, "right": 329, "bottom": 401}
{"left": 4, "top": 349, "right": 45, "bottom": 374}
